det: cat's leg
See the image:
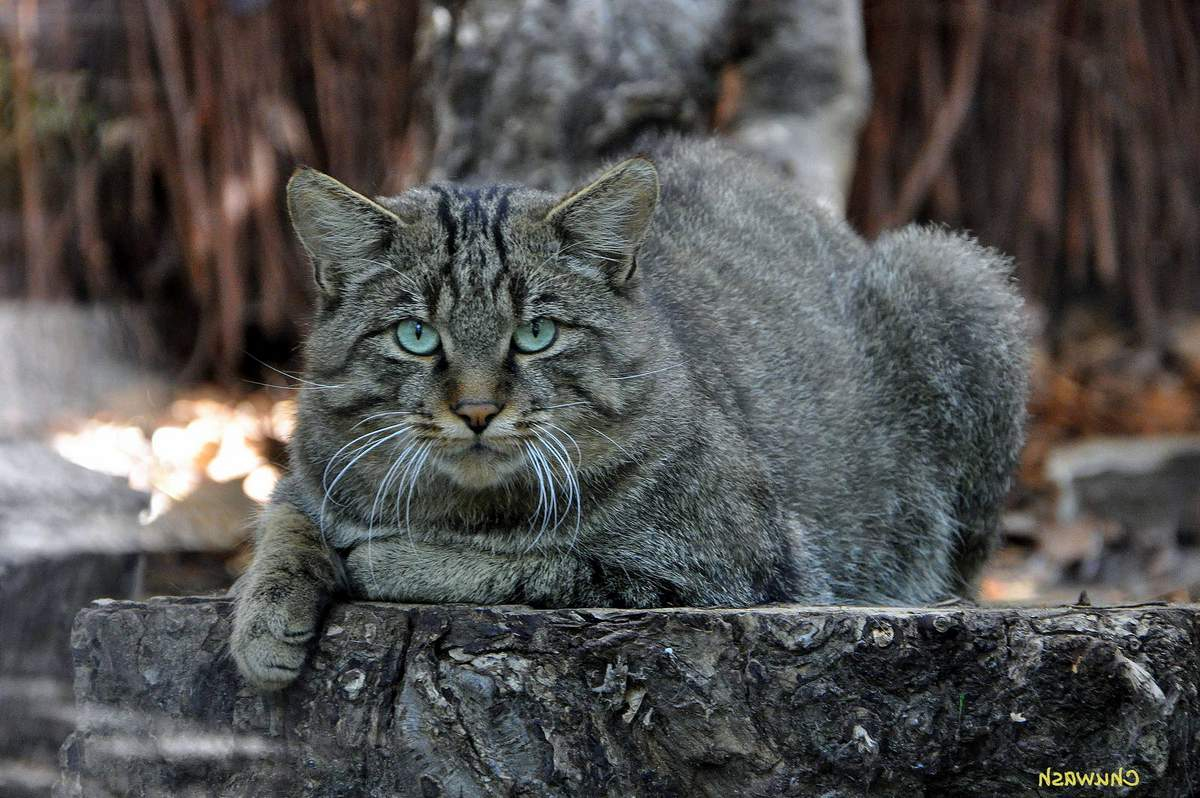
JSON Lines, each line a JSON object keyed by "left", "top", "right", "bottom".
{"left": 343, "top": 538, "right": 596, "bottom": 606}
{"left": 230, "top": 502, "right": 339, "bottom": 690}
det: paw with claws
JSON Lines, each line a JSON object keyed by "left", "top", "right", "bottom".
{"left": 230, "top": 580, "right": 325, "bottom": 691}
{"left": 228, "top": 501, "right": 334, "bottom": 691}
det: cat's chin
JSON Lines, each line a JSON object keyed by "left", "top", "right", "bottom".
{"left": 437, "top": 444, "right": 526, "bottom": 490}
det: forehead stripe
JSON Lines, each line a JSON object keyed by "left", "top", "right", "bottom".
{"left": 432, "top": 186, "right": 460, "bottom": 300}
{"left": 492, "top": 189, "right": 511, "bottom": 269}
{"left": 432, "top": 186, "right": 458, "bottom": 263}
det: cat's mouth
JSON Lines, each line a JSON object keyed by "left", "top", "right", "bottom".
{"left": 437, "top": 436, "right": 527, "bottom": 489}
{"left": 454, "top": 438, "right": 509, "bottom": 457}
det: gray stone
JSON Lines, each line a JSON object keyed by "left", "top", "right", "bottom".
{"left": 0, "top": 300, "right": 248, "bottom": 794}
{"left": 58, "top": 597, "right": 1200, "bottom": 797}
{"left": 0, "top": 299, "right": 166, "bottom": 796}
{"left": 0, "top": 441, "right": 147, "bottom": 795}
{"left": 0, "top": 441, "right": 149, "bottom": 677}
{"left": 0, "top": 302, "right": 167, "bottom": 438}
{"left": 1046, "top": 436, "right": 1200, "bottom": 534}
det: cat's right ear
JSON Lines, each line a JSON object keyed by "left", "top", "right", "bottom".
{"left": 286, "top": 167, "right": 402, "bottom": 296}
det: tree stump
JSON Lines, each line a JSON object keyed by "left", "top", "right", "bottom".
{"left": 57, "top": 597, "right": 1200, "bottom": 797}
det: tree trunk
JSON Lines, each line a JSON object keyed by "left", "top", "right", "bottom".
{"left": 57, "top": 597, "right": 1199, "bottom": 797}
{"left": 419, "top": 0, "right": 870, "bottom": 210}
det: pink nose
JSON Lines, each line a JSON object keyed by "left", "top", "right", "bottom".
{"left": 452, "top": 400, "right": 502, "bottom": 434}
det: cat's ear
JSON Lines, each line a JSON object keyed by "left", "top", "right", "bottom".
{"left": 286, "top": 166, "right": 402, "bottom": 296}
{"left": 545, "top": 157, "right": 659, "bottom": 284}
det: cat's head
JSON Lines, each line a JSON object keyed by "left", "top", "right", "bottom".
{"left": 286, "top": 159, "right": 662, "bottom": 501}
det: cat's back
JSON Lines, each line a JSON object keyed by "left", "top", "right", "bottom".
{"left": 644, "top": 138, "right": 867, "bottom": 296}
{"left": 636, "top": 138, "right": 1028, "bottom": 602}
{"left": 636, "top": 138, "right": 871, "bottom": 432}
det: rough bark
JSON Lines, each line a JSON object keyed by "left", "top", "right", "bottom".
{"left": 58, "top": 597, "right": 1200, "bottom": 797}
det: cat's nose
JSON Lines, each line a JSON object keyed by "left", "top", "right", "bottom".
{"left": 452, "top": 400, "right": 503, "bottom": 434}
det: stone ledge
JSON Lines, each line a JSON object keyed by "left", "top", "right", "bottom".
{"left": 57, "top": 598, "right": 1200, "bottom": 797}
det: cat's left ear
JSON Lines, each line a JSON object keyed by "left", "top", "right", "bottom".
{"left": 545, "top": 157, "right": 659, "bottom": 285}
{"left": 286, "top": 167, "right": 402, "bottom": 297}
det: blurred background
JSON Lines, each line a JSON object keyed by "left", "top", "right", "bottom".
{"left": 1, "top": 0, "right": 1198, "bottom": 792}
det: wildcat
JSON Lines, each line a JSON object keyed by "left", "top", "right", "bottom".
{"left": 231, "top": 138, "right": 1029, "bottom": 691}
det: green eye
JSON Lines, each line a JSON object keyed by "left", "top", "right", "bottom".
{"left": 395, "top": 319, "right": 440, "bottom": 355}
{"left": 512, "top": 318, "right": 558, "bottom": 354}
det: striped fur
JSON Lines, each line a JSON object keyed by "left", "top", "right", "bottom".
{"left": 231, "top": 138, "right": 1030, "bottom": 691}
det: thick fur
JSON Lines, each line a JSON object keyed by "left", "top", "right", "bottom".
{"left": 231, "top": 138, "right": 1029, "bottom": 690}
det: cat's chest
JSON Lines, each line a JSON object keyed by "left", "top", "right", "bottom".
{"left": 323, "top": 510, "right": 576, "bottom": 553}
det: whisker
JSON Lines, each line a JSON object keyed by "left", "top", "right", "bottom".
{"left": 550, "top": 428, "right": 585, "bottom": 547}
{"left": 533, "top": 401, "right": 590, "bottom": 411}
{"left": 352, "top": 409, "right": 426, "bottom": 429}
{"left": 532, "top": 443, "right": 558, "bottom": 544}
{"left": 321, "top": 422, "right": 413, "bottom": 502}
{"left": 402, "top": 441, "right": 435, "bottom": 544}
{"left": 540, "top": 423, "right": 583, "bottom": 465}
{"left": 526, "top": 240, "right": 602, "bottom": 285}
{"left": 323, "top": 428, "right": 413, "bottom": 507}
{"left": 243, "top": 351, "right": 343, "bottom": 389}
{"left": 366, "top": 440, "right": 418, "bottom": 592}
{"left": 530, "top": 428, "right": 574, "bottom": 537}
{"left": 319, "top": 426, "right": 413, "bottom": 536}
{"left": 240, "top": 379, "right": 322, "bottom": 392}
{"left": 535, "top": 427, "right": 582, "bottom": 544}
{"left": 611, "top": 362, "right": 687, "bottom": 381}
{"left": 391, "top": 441, "right": 425, "bottom": 549}
{"left": 529, "top": 442, "right": 558, "bottom": 544}
{"left": 371, "top": 436, "right": 423, "bottom": 530}
{"left": 522, "top": 442, "right": 549, "bottom": 536}
{"left": 363, "top": 257, "right": 425, "bottom": 298}
{"left": 585, "top": 424, "right": 638, "bottom": 461}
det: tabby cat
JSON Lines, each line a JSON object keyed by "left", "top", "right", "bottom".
{"left": 231, "top": 138, "right": 1028, "bottom": 690}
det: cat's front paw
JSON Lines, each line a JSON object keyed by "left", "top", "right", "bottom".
{"left": 230, "top": 585, "right": 322, "bottom": 691}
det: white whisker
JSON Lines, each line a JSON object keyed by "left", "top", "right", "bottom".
{"left": 534, "top": 427, "right": 582, "bottom": 546}
{"left": 585, "top": 424, "right": 637, "bottom": 461}
{"left": 362, "top": 257, "right": 425, "bottom": 298}
{"left": 535, "top": 401, "right": 590, "bottom": 411}
{"left": 535, "top": 443, "right": 559, "bottom": 543}
{"left": 241, "top": 379, "right": 336, "bottom": 392}
{"left": 244, "top": 352, "right": 344, "bottom": 389}
{"left": 527, "top": 442, "right": 560, "bottom": 546}
{"left": 319, "top": 425, "right": 413, "bottom": 539}
{"left": 541, "top": 423, "right": 583, "bottom": 465}
{"left": 321, "top": 422, "right": 413, "bottom": 502}
{"left": 402, "top": 441, "right": 435, "bottom": 545}
{"left": 612, "top": 362, "right": 687, "bottom": 381}
{"left": 523, "top": 442, "right": 549, "bottom": 537}
{"left": 352, "top": 410, "right": 423, "bottom": 429}
{"left": 366, "top": 441, "right": 414, "bottom": 591}
{"left": 526, "top": 240, "right": 602, "bottom": 285}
